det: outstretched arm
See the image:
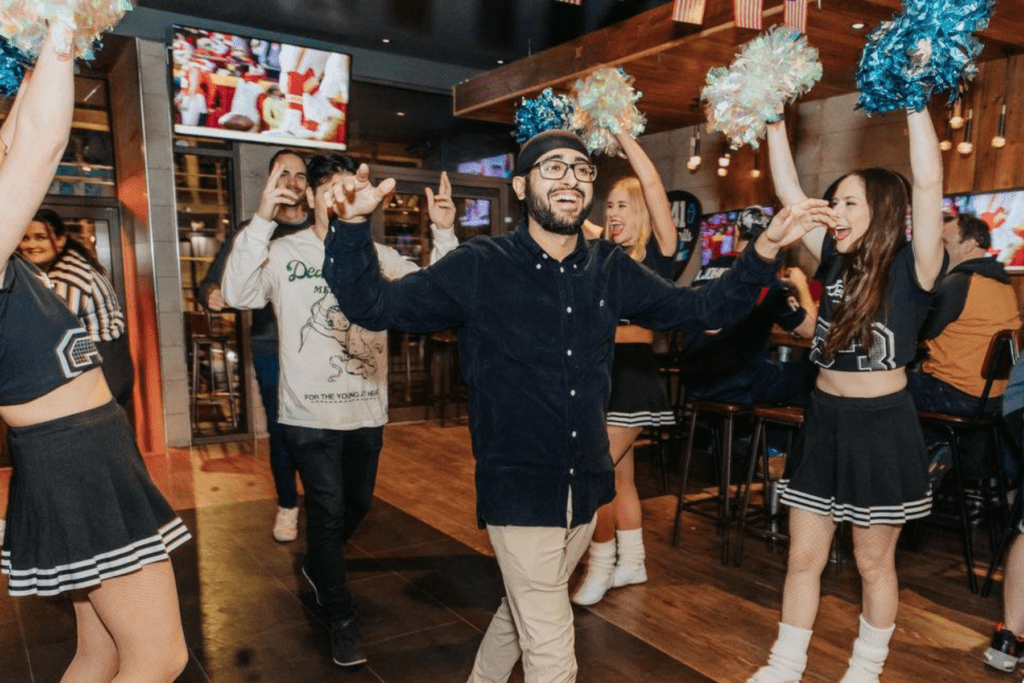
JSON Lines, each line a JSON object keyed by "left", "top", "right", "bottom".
{"left": 767, "top": 117, "right": 826, "bottom": 261}
{"left": 0, "top": 25, "right": 74, "bottom": 269}
{"left": 616, "top": 132, "right": 677, "bottom": 257}
{"left": 907, "top": 109, "right": 944, "bottom": 291}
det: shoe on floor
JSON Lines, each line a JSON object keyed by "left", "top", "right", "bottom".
{"left": 331, "top": 619, "right": 367, "bottom": 667}
{"left": 273, "top": 506, "right": 299, "bottom": 543}
{"left": 985, "top": 624, "right": 1024, "bottom": 672}
{"left": 301, "top": 564, "right": 323, "bottom": 607}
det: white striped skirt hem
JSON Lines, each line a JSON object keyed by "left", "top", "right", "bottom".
{"left": 2, "top": 518, "right": 191, "bottom": 596}
{"left": 778, "top": 482, "right": 932, "bottom": 527}
{"left": 606, "top": 410, "right": 675, "bottom": 428}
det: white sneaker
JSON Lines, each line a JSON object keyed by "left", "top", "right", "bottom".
{"left": 611, "top": 562, "right": 648, "bottom": 587}
{"left": 273, "top": 506, "right": 299, "bottom": 543}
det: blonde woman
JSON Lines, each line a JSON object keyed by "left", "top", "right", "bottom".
{"left": 573, "top": 132, "right": 678, "bottom": 605}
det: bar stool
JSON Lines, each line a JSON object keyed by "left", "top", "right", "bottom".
{"left": 734, "top": 404, "right": 804, "bottom": 566}
{"left": 918, "top": 327, "right": 1018, "bottom": 593}
{"left": 425, "top": 331, "right": 467, "bottom": 426}
{"left": 671, "top": 399, "right": 750, "bottom": 564}
{"left": 187, "top": 311, "right": 240, "bottom": 430}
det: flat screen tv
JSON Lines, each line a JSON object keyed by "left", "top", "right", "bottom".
{"left": 699, "top": 206, "right": 775, "bottom": 267}
{"left": 959, "top": 188, "right": 1024, "bottom": 271}
{"left": 457, "top": 153, "right": 514, "bottom": 179}
{"left": 170, "top": 25, "right": 351, "bottom": 151}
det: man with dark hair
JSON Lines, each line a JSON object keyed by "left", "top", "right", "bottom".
{"left": 221, "top": 152, "right": 457, "bottom": 668}
{"left": 199, "top": 148, "right": 311, "bottom": 543}
{"left": 908, "top": 211, "right": 1022, "bottom": 419}
{"left": 318, "top": 129, "right": 832, "bottom": 681}
{"left": 683, "top": 206, "right": 817, "bottom": 406}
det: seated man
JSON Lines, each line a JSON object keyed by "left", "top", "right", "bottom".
{"left": 909, "top": 211, "right": 1022, "bottom": 418}
{"left": 681, "top": 206, "right": 817, "bottom": 407}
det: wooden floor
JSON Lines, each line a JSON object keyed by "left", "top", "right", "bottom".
{"left": 374, "top": 420, "right": 1012, "bottom": 683}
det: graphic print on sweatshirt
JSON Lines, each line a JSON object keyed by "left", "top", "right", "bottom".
{"left": 300, "top": 292, "right": 385, "bottom": 382}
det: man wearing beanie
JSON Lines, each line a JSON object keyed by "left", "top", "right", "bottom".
{"left": 321, "top": 130, "right": 836, "bottom": 682}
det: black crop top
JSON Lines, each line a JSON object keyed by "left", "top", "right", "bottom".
{"left": 0, "top": 256, "right": 102, "bottom": 405}
{"left": 808, "top": 233, "right": 932, "bottom": 372}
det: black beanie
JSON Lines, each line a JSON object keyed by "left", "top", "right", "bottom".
{"left": 514, "top": 130, "right": 590, "bottom": 176}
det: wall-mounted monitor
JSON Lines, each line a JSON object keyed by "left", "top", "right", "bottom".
{"left": 699, "top": 206, "right": 775, "bottom": 267}
{"left": 457, "top": 153, "right": 514, "bottom": 179}
{"left": 959, "top": 189, "right": 1024, "bottom": 270}
{"left": 170, "top": 25, "right": 351, "bottom": 151}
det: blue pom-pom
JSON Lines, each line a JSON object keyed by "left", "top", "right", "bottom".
{"left": 0, "top": 37, "right": 29, "bottom": 97}
{"left": 856, "top": 0, "right": 996, "bottom": 114}
{"left": 513, "top": 88, "right": 578, "bottom": 144}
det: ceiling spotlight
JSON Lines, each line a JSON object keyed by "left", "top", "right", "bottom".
{"left": 396, "top": 110, "right": 406, "bottom": 117}
{"left": 851, "top": 22, "right": 865, "bottom": 29}
{"left": 496, "top": 59, "right": 505, "bottom": 65}
{"left": 381, "top": 38, "right": 391, "bottom": 44}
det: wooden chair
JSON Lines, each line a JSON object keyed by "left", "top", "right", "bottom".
{"left": 918, "top": 327, "right": 1020, "bottom": 593}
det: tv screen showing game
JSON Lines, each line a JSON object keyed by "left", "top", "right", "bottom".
{"left": 170, "top": 25, "right": 351, "bottom": 151}
{"left": 960, "top": 189, "right": 1024, "bottom": 270}
{"left": 699, "top": 206, "right": 775, "bottom": 267}
{"left": 457, "top": 153, "right": 514, "bottom": 179}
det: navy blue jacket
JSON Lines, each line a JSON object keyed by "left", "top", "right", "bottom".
{"left": 323, "top": 217, "right": 780, "bottom": 528}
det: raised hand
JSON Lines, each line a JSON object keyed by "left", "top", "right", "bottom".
{"left": 327, "top": 163, "right": 396, "bottom": 223}
{"left": 755, "top": 199, "right": 838, "bottom": 260}
{"left": 255, "top": 162, "right": 301, "bottom": 222}
{"left": 425, "top": 171, "right": 455, "bottom": 230}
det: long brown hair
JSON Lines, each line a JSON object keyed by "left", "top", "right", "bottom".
{"left": 604, "top": 177, "right": 652, "bottom": 262}
{"left": 822, "top": 168, "right": 910, "bottom": 360}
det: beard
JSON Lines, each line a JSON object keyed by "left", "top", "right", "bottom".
{"left": 525, "top": 177, "right": 593, "bottom": 236}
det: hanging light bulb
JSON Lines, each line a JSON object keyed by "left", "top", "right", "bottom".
{"left": 949, "top": 98, "right": 964, "bottom": 130}
{"left": 688, "top": 129, "right": 702, "bottom": 168}
{"left": 717, "top": 167, "right": 728, "bottom": 177}
{"left": 992, "top": 103, "right": 1007, "bottom": 149}
{"left": 957, "top": 109, "right": 974, "bottom": 155}
{"left": 750, "top": 148, "right": 762, "bottom": 178}
{"left": 939, "top": 118, "right": 953, "bottom": 152}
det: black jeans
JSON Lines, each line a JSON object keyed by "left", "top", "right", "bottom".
{"left": 253, "top": 353, "right": 298, "bottom": 508}
{"left": 285, "top": 424, "right": 383, "bottom": 624}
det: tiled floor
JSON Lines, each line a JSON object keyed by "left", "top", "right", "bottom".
{"left": 0, "top": 438, "right": 712, "bottom": 682}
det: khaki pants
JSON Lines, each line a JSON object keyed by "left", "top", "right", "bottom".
{"left": 468, "top": 492, "right": 597, "bottom": 683}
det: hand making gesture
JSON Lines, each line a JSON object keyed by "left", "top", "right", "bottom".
{"left": 255, "top": 162, "right": 302, "bottom": 222}
{"left": 327, "top": 163, "right": 397, "bottom": 223}
{"left": 425, "top": 171, "right": 455, "bottom": 231}
{"left": 755, "top": 199, "right": 838, "bottom": 261}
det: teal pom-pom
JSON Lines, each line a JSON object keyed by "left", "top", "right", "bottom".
{"left": 0, "top": 37, "right": 29, "bottom": 97}
{"left": 856, "top": 0, "right": 996, "bottom": 114}
{"left": 513, "top": 89, "right": 578, "bottom": 145}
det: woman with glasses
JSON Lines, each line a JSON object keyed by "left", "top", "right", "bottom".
{"left": 573, "top": 131, "right": 677, "bottom": 606}
{"left": 0, "top": 25, "right": 189, "bottom": 683}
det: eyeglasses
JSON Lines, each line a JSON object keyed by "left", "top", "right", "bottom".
{"left": 531, "top": 159, "right": 598, "bottom": 182}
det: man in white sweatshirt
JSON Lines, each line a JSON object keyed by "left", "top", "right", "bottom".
{"left": 222, "top": 153, "right": 457, "bottom": 668}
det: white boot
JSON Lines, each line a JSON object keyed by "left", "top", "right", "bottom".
{"left": 611, "top": 528, "right": 647, "bottom": 587}
{"left": 838, "top": 615, "right": 895, "bottom": 683}
{"left": 747, "top": 622, "right": 813, "bottom": 683}
{"left": 571, "top": 539, "right": 616, "bottom": 606}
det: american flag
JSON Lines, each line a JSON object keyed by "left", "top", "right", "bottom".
{"left": 734, "top": 0, "right": 763, "bottom": 30}
{"left": 784, "top": 0, "right": 808, "bottom": 33}
{"left": 672, "top": 0, "right": 707, "bottom": 24}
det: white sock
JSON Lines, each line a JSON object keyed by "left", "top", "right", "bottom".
{"left": 838, "top": 615, "right": 895, "bottom": 683}
{"left": 747, "top": 622, "right": 813, "bottom": 683}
